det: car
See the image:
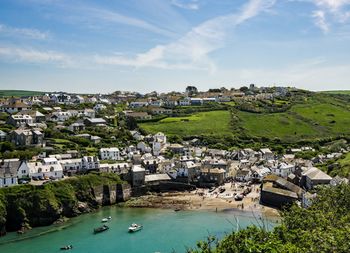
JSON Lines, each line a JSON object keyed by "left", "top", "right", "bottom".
{"left": 49, "top": 176, "right": 56, "bottom": 180}
{"left": 32, "top": 176, "right": 39, "bottom": 181}
{"left": 19, "top": 180, "right": 29, "bottom": 184}
{"left": 38, "top": 176, "right": 44, "bottom": 181}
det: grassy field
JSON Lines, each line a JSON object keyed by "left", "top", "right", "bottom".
{"left": 235, "top": 111, "right": 318, "bottom": 141}
{"left": 0, "top": 90, "right": 45, "bottom": 97}
{"left": 290, "top": 103, "right": 350, "bottom": 135}
{"left": 321, "top": 90, "right": 350, "bottom": 95}
{"left": 139, "top": 110, "right": 232, "bottom": 137}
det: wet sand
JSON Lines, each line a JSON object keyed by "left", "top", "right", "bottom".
{"left": 125, "top": 183, "right": 280, "bottom": 218}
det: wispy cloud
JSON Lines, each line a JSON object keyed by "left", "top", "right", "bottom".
{"left": 0, "top": 23, "right": 49, "bottom": 40}
{"left": 311, "top": 0, "right": 350, "bottom": 32}
{"left": 25, "top": 0, "right": 177, "bottom": 38}
{"left": 312, "top": 10, "right": 329, "bottom": 33}
{"left": 81, "top": 6, "right": 177, "bottom": 37}
{"left": 95, "top": 0, "right": 276, "bottom": 71}
{"left": 0, "top": 46, "right": 71, "bottom": 66}
{"left": 171, "top": 0, "right": 199, "bottom": 10}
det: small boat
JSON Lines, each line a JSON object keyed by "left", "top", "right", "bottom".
{"left": 94, "top": 225, "right": 109, "bottom": 234}
{"left": 128, "top": 223, "right": 143, "bottom": 233}
{"left": 60, "top": 245, "right": 73, "bottom": 250}
{"left": 219, "top": 188, "right": 226, "bottom": 193}
{"left": 174, "top": 208, "right": 181, "bottom": 212}
{"left": 234, "top": 194, "right": 244, "bottom": 201}
{"left": 101, "top": 216, "right": 112, "bottom": 222}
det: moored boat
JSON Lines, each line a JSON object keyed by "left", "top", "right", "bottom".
{"left": 101, "top": 216, "right": 112, "bottom": 222}
{"left": 60, "top": 245, "right": 73, "bottom": 250}
{"left": 94, "top": 225, "right": 109, "bottom": 234}
{"left": 128, "top": 223, "right": 142, "bottom": 233}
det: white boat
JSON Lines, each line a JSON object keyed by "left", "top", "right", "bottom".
{"left": 128, "top": 223, "right": 143, "bottom": 233}
{"left": 101, "top": 216, "right": 112, "bottom": 223}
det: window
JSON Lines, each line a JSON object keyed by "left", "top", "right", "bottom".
{"left": 38, "top": 168, "right": 42, "bottom": 173}
{"left": 50, "top": 166, "right": 54, "bottom": 172}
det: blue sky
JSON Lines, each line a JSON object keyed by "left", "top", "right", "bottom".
{"left": 0, "top": 0, "right": 350, "bottom": 93}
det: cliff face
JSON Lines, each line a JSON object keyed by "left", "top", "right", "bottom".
{"left": 0, "top": 173, "right": 130, "bottom": 236}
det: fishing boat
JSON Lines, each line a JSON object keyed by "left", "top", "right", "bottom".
{"left": 101, "top": 216, "right": 112, "bottom": 222}
{"left": 60, "top": 245, "right": 73, "bottom": 250}
{"left": 94, "top": 225, "right": 109, "bottom": 234}
{"left": 128, "top": 223, "right": 143, "bottom": 233}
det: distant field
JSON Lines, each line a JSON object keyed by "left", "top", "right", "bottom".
{"left": 291, "top": 103, "right": 350, "bottom": 135}
{"left": 235, "top": 111, "right": 318, "bottom": 141}
{"left": 0, "top": 90, "right": 45, "bottom": 97}
{"left": 139, "top": 110, "right": 232, "bottom": 137}
{"left": 321, "top": 90, "right": 350, "bottom": 95}
{"left": 236, "top": 98, "right": 350, "bottom": 141}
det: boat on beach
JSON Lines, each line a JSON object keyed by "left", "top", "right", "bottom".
{"left": 94, "top": 225, "right": 109, "bottom": 234}
{"left": 128, "top": 223, "right": 143, "bottom": 233}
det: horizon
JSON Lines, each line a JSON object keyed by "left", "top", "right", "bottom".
{"left": 1, "top": 0, "right": 350, "bottom": 93}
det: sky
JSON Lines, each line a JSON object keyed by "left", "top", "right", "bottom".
{"left": 0, "top": 0, "right": 350, "bottom": 93}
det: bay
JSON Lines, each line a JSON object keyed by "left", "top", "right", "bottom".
{"left": 0, "top": 207, "right": 277, "bottom": 253}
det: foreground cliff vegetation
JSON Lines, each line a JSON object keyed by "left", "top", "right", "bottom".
{"left": 0, "top": 173, "right": 123, "bottom": 234}
{"left": 189, "top": 184, "right": 350, "bottom": 253}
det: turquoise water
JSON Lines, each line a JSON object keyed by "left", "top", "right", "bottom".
{"left": 0, "top": 207, "right": 277, "bottom": 253}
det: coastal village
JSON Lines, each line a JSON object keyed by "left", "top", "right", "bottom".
{"left": 0, "top": 85, "right": 349, "bottom": 214}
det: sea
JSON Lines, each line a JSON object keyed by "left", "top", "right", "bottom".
{"left": 0, "top": 207, "right": 278, "bottom": 253}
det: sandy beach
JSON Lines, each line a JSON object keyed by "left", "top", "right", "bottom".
{"left": 125, "top": 183, "right": 280, "bottom": 218}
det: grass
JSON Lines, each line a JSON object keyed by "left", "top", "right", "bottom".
{"left": 0, "top": 90, "right": 45, "bottom": 97}
{"left": 235, "top": 111, "right": 318, "bottom": 141}
{"left": 320, "top": 90, "right": 350, "bottom": 95}
{"left": 235, "top": 94, "right": 350, "bottom": 142}
{"left": 139, "top": 110, "right": 232, "bottom": 137}
{"left": 290, "top": 102, "right": 350, "bottom": 135}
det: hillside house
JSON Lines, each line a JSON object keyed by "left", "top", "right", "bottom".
{"left": 7, "top": 114, "right": 33, "bottom": 127}
{"left": 100, "top": 147, "right": 121, "bottom": 161}
{"left": 0, "top": 159, "right": 22, "bottom": 188}
{"left": 26, "top": 158, "right": 63, "bottom": 179}
{"left": 10, "top": 129, "right": 44, "bottom": 146}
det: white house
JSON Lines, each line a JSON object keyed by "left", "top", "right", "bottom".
{"left": 59, "top": 158, "right": 83, "bottom": 174}
{"left": 179, "top": 97, "right": 191, "bottom": 106}
{"left": 84, "top": 109, "right": 96, "bottom": 118}
{"left": 260, "top": 148, "right": 274, "bottom": 160}
{"left": 251, "top": 166, "right": 271, "bottom": 182}
{"left": 137, "top": 142, "right": 152, "bottom": 153}
{"left": 51, "top": 111, "right": 72, "bottom": 122}
{"left": 26, "top": 158, "right": 63, "bottom": 179}
{"left": 0, "top": 159, "right": 22, "bottom": 188}
{"left": 154, "top": 132, "right": 167, "bottom": 144}
{"left": 235, "top": 169, "right": 252, "bottom": 182}
{"left": 271, "top": 163, "right": 295, "bottom": 178}
{"left": 99, "top": 147, "right": 121, "bottom": 161}
{"left": 93, "top": 104, "right": 107, "bottom": 112}
{"left": 8, "top": 114, "right": 33, "bottom": 127}
{"left": 81, "top": 156, "right": 100, "bottom": 171}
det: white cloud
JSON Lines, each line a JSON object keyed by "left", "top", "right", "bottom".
{"left": 95, "top": 0, "right": 276, "bottom": 71}
{"left": 171, "top": 0, "right": 199, "bottom": 10}
{"left": 0, "top": 24, "right": 49, "bottom": 40}
{"left": 311, "top": 0, "right": 350, "bottom": 32}
{"left": 313, "top": 0, "right": 350, "bottom": 11}
{"left": 0, "top": 46, "right": 71, "bottom": 66}
{"left": 312, "top": 10, "right": 329, "bottom": 33}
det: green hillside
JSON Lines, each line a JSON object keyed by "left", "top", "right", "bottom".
{"left": 139, "top": 92, "right": 350, "bottom": 146}
{"left": 0, "top": 90, "right": 45, "bottom": 97}
{"left": 139, "top": 110, "right": 232, "bottom": 137}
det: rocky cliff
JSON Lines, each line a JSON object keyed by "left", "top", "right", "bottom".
{"left": 0, "top": 173, "right": 130, "bottom": 236}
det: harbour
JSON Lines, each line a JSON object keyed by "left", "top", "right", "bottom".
{"left": 0, "top": 207, "right": 277, "bottom": 253}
